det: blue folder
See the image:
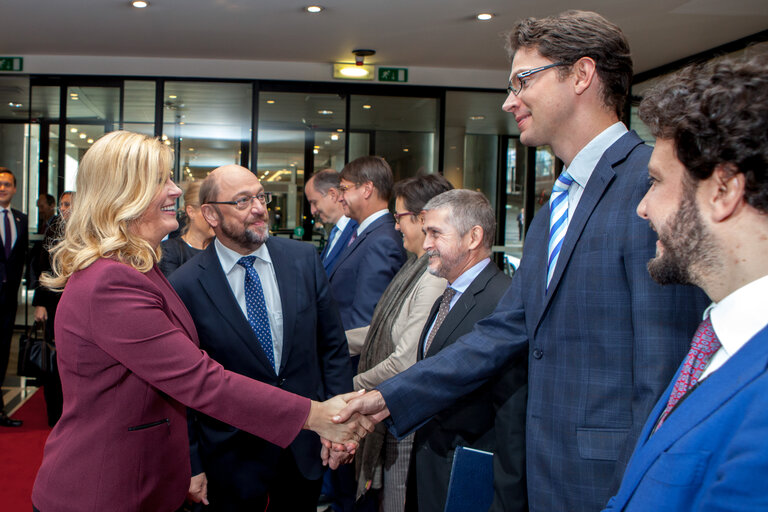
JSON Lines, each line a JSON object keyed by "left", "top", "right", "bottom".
{"left": 444, "top": 446, "right": 494, "bottom": 512}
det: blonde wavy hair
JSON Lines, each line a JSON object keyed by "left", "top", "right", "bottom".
{"left": 42, "top": 130, "right": 172, "bottom": 290}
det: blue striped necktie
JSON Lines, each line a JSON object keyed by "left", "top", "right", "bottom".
{"left": 547, "top": 171, "right": 574, "bottom": 288}
{"left": 237, "top": 256, "right": 276, "bottom": 371}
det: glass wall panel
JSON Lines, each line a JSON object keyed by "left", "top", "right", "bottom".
{"left": 163, "top": 81, "right": 252, "bottom": 183}
{"left": 0, "top": 76, "right": 30, "bottom": 121}
{"left": 124, "top": 80, "right": 156, "bottom": 135}
{"left": 349, "top": 95, "right": 438, "bottom": 181}
{"left": 257, "top": 91, "right": 346, "bottom": 232}
{"left": 67, "top": 86, "right": 119, "bottom": 128}
{"left": 64, "top": 124, "right": 105, "bottom": 191}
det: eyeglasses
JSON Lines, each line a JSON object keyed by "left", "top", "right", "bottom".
{"left": 393, "top": 211, "right": 417, "bottom": 224}
{"left": 337, "top": 183, "right": 360, "bottom": 193}
{"left": 206, "top": 192, "right": 273, "bottom": 210}
{"left": 507, "top": 62, "right": 566, "bottom": 96}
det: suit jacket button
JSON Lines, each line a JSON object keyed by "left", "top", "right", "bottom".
{"left": 278, "top": 378, "right": 286, "bottom": 386}
{"left": 532, "top": 348, "right": 543, "bottom": 359}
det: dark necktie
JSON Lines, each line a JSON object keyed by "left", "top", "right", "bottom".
{"left": 3, "top": 209, "right": 12, "bottom": 259}
{"left": 654, "top": 316, "right": 720, "bottom": 431}
{"left": 237, "top": 256, "right": 275, "bottom": 371}
{"left": 424, "top": 287, "right": 457, "bottom": 355}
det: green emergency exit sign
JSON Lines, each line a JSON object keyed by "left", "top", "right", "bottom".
{"left": 378, "top": 67, "right": 408, "bottom": 83}
{"left": 0, "top": 57, "right": 23, "bottom": 72}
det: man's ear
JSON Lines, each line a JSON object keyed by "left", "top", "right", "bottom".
{"left": 709, "top": 163, "right": 745, "bottom": 223}
{"left": 467, "top": 225, "right": 484, "bottom": 251}
{"left": 362, "top": 181, "right": 374, "bottom": 200}
{"left": 573, "top": 56, "right": 598, "bottom": 96}
{"left": 328, "top": 188, "right": 338, "bottom": 202}
{"left": 200, "top": 204, "right": 220, "bottom": 228}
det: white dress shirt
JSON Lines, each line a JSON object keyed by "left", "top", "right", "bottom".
{"left": 214, "top": 238, "right": 284, "bottom": 369}
{"left": 327, "top": 215, "right": 351, "bottom": 255}
{"left": 701, "top": 274, "right": 768, "bottom": 379}
{"left": 356, "top": 209, "right": 390, "bottom": 235}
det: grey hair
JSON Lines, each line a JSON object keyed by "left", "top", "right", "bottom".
{"left": 423, "top": 189, "right": 496, "bottom": 250}
{"left": 308, "top": 168, "right": 341, "bottom": 195}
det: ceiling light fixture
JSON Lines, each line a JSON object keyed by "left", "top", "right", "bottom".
{"left": 362, "top": 104, "right": 372, "bottom": 110}
{"left": 317, "top": 109, "right": 333, "bottom": 115}
{"left": 330, "top": 134, "right": 339, "bottom": 141}
{"left": 87, "top": 139, "right": 94, "bottom": 144}
{"left": 132, "top": 1, "right": 149, "bottom": 8}
{"left": 476, "top": 13, "right": 494, "bottom": 21}
{"left": 469, "top": 115, "right": 486, "bottom": 120}
{"left": 266, "top": 99, "right": 276, "bottom": 104}
{"left": 305, "top": 5, "right": 323, "bottom": 13}
{"left": 168, "top": 95, "right": 177, "bottom": 99}
{"left": 333, "top": 49, "right": 375, "bottom": 80}
{"left": 79, "top": 133, "right": 86, "bottom": 139}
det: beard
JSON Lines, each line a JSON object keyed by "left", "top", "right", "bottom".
{"left": 426, "top": 248, "right": 463, "bottom": 280}
{"left": 219, "top": 212, "right": 269, "bottom": 249}
{"left": 647, "top": 193, "right": 716, "bottom": 287}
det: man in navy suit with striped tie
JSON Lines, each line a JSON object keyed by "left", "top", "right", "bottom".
{"left": 334, "top": 11, "right": 709, "bottom": 512}
{"left": 305, "top": 169, "right": 357, "bottom": 275}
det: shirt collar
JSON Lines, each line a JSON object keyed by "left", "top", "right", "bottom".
{"left": 357, "top": 209, "right": 389, "bottom": 235}
{"left": 214, "top": 237, "right": 272, "bottom": 275}
{"left": 564, "top": 122, "right": 628, "bottom": 188}
{"left": 449, "top": 258, "right": 491, "bottom": 293}
{"left": 709, "top": 274, "right": 768, "bottom": 359}
{"left": 335, "top": 215, "right": 351, "bottom": 231}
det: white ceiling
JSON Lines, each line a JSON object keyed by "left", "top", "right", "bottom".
{"left": 1, "top": 0, "right": 766, "bottom": 75}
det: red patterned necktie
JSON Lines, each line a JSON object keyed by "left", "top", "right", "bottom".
{"left": 654, "top": 316, "right": 720, "bottom": 431}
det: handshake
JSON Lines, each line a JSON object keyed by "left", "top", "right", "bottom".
{"left": 305, "top": 389, "right": 391, "bottom": 469}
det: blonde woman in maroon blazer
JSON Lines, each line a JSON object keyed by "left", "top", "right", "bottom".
{"left": 31, "top": 131, "right": 371, "bottom": 512}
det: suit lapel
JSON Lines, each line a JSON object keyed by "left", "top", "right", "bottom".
{"left": 534, "top": 133, "right": 643, "bottom": 327}
{"left": 149, "top": 266, "right": 200, "bottom": 345}
{"left": 196, "top": 245, "right": 275, "bottom": 368}
{"left": 613, "top": 327, "right": 768, "bottom": 505}
{"left": 328, "top": 216, "right": 389, "bottom": 280}
{"left": 324, "top": 220, "right": 357, "bottom": 273}
{"left": 426, "top": 263, "right": 497, "bottom": 357}
{"left": 265, "top": 238, "right": 294, "bottom": 372}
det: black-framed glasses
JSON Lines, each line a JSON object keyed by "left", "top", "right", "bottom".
{"left": 393, "top": 211, "right": 417, "bottom": 224}
{"left": 206, "top": 192, "right": 273, "bottom": 210}
{"left": 507, "top": 62, "right": 566, "bottom": 96}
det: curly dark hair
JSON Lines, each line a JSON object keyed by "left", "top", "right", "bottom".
{"left": 506, "top": 10, "right": 633, "bottom": 119}
{"left": 639, "top": 55, "right": 768, "bottom": 213}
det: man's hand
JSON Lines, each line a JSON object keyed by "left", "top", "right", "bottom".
{"left": 333, "top": 390, "right": 390, "bottom": 424}
{"left": 187, "top": 472, "right": 209, "bottom": 505}
{"left": 305, "top": 390, "right": 375, "bottom": 448}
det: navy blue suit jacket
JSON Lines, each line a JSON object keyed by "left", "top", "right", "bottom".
{"left": 320, "top": 219, "right": 358, "bottom": 275}
{"left": 604, "top": 325, "right": 768, "bottom": 512}
{"left": 378, "top": 131, "right": 709, "bottom": 512}
{"left": 328, "top": 214, "right": 406, "bottom": 330}
{"left": 0, "top": 208, "right": 27, "bottom": 302}
{"left": 169, "top": 236, "right": 353, "bottom": 501}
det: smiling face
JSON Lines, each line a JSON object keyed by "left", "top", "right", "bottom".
{"left": 637, "top": 138, "right": 717, "bottom": 287}
{"left": 0, "top": 172, "right": 16, "bottom": 208}
{"left": 502, "top": 47, "right": 574, "bottom": 149}
{"left": 337, "top": 178, "right": 367, "bottom": 222}
{"left": 134, "top": 177, "right": 182, "bottom": 247}
{"left": 394, "top": 196, "right": 425, "bottom": 256}
{"left": 422, "top": 207, "right": 472, "bottom": 283}
{"left": 203, "top": 166, "right": 270, "bottom": 254}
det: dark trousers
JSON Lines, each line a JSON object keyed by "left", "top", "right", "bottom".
{"left": 0, "top": 300, "right": 17, "bottom": 411}
{"left": 206, "top": 449, "right": 322, "bottom": 512}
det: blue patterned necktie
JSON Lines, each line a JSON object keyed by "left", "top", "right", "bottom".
{"left": 324, "top": 225, "right": 339, "bottom": 261}
{"left": 547, "top": 170, "right": 574, "bottom": 288}
{"left": 237, "top": 256, "right": 275, "bottom": 371}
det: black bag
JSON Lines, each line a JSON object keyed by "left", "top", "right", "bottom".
{"left": 17, "top": 322, "right": 57, "bottom": 378}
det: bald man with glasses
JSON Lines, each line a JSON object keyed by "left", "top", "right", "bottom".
{"left": 170, "top": 164, "right": 354, "bottom": 512}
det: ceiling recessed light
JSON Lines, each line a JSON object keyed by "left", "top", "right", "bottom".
{"left": 403, "top": 148, "right": 409, "bottom": 152}
{"left": 305, "top": 5, "right": 323, "bottom": 13}
{"left": 469, "top": 115, "right": 486, "bottom": 120}
{"left": 476, "top": 13, "right": 494, "bottom": 21}
{"left": 317, "top": 109, "right": 333, "bottom": 115}
{"left": 313, "top": 149, "right": 319, "bottom": 154}
{"left": 362, "top": 104, "right": 372, "bottom": 110}
{"left": 132, "top": 1, "right": 149, "bottom": 8}
{"left": 188, "top": 147, "right": 195, "bottom": 151}
{"left": 70, "top": 127, "right": 78, "bottom": 133}
{"left": 168, "top": 95, "right": 177, "bottom": 99}
{"left": 330, "top": 134, "right": 339, "bottom": 141}
{"left": 79, "top": 133, "right": 86, "bottom": 139}
{"left": 87, "top": 138, "right": 94, "bottom": 144}
{"left": 266, "top": 99, "right": 276, "bottom": 104}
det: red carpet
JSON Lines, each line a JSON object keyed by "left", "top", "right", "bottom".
{"left": 0, "top": 391, "right": 51, "bottom": 512}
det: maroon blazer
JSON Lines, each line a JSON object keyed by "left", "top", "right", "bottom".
{"left": 32, "top": 259, "right": 310, "bottom": 512}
